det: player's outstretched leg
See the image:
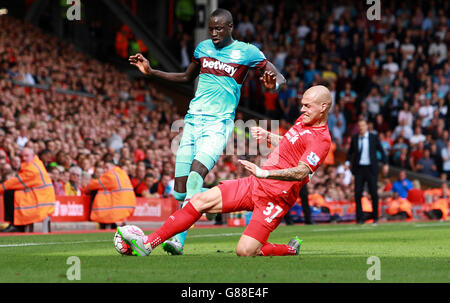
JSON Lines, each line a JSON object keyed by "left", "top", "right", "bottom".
{"left": 236, "top": 233, "right": 302, "bottom": 257}
{"left": 118, "top": 201, "right": 202, "bottom": 256}
{"left": 259, "top": 237, "right": 303, "bottom": 256}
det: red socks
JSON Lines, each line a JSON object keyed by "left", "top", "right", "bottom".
{"left": 142, "top": 200, "right": 296, "bottom": 256}
{"left": 144, "top": 201, "right": 201, "bottom": 249}
{"left": 259, "top": 242, "right": 297, "bottom": 256}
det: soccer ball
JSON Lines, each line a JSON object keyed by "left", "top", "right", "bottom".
{"left": 113, "top": 225, "right": 145, "bottom": 256}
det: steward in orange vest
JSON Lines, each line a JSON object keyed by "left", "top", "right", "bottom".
{"left": 346, "top": 196, "right": 374, "bottom": 222}
{"left": 385, "top": 193, "right": 413, "bottom": 221}
{"left": 423, "top": 198, "right": 449, "bottom": 221}
{"left": 86, "top": 160, "right": 136, "bottom": 227}
{"left": 423, "top": 184, "right": 448, "bottom": 221}
{"left": 0, "top": 148, "right": 55, "bottom": 232}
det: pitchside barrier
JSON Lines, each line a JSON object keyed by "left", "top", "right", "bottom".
{"left": 0, "top": 195, "right": 448, "bottom": 232}
{"left": 0, "top": 195, "right": 179, "bottom": 233}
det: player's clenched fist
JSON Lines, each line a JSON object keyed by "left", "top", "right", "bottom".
{"left": 129, "top": 53, "right": 152, "bottom": 75}
{"left": 250, "top": 126, "right": 269, "bottom": 141}
{"left": 260, "top": 71, "right": 277, "bottom": 90}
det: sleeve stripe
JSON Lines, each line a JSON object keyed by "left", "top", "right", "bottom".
{"left": 253, "top": 59, "right": 267, "bottom": 70}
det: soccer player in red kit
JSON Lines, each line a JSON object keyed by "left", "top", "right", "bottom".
{"left": 118, "top": 85, "right": 332, "bottom": 256}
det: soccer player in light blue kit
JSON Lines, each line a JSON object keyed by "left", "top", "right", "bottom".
{"left": 129, "top": 8, "right": 285, "bottom": 255}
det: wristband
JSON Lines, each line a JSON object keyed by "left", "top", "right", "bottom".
{"left": 255, "top": 166, "right": 269, "bottom": 178}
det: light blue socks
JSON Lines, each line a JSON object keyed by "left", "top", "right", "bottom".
{"left": 173, "top": 171, "right": 207, "bottom": 246}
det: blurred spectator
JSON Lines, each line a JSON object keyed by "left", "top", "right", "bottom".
{"left": 428, "top": 36, "right": 447, "bottom": 65}
{"left": 441, "top": 140, "right": 450, "bottom": 180}
{"left": 263, "top": 88, "right": 278, "bottom": 118}
{"left": 393, "top": 147, "right": 411, "bottom": 170}
{"left": 392, "top": 170, "right": 413, "bottom": 199}
{"left": 406, "top": 179, "right": 425, "bottom": 205}
{"left": 383, "top": 89, "right": 402, "bottom": 127}
{"left": 303, "top": 61, "right": 320, "bottom": 88}
{"left": 365, "top": 87, "right": 383, "bottom": 121}
{"left": 64, "top": 166, "right": 83, "bottom": 196}
{"left": 327, "top": 104, "right": 346, "bottom": 147}
{"left": 378, "top": 176, "right": 393, "bottom": 199}
{"left": 392, "top": 119, "right": 413, "bottom": 141}
{"left": 398, "top": 101, "right": 413, "bottom": 129}
{"left": 80, "top": 171, "right": 92, "bottom": 192}
{"left": 416, "top": 149, "right": 439, "bottom": 177}
{"left": 277, "top": 84, "right": 292, "bottom": 121}
{"left": 155, "top": 172, "right": 174, "bottom": 198}
{"left": 374, "top": 114, "right": 390, "bottom": 135}
{"left": 49, "top": 166, "right": 65, "bottom": 196}
{"left": 135, "top": 173, "right": 159, "bottom": 198}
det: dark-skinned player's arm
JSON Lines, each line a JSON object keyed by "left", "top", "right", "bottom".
{"left": 129, "top": 53, "right": 200, "bottom": 83}
{"left": 249, "top": 61, "right": 286, "bottom": 147}
{"left": 239, "top": 159, "right": 311, "bottom": 182}
{"left": 260, "top": 61, "right": 286, "bottom": 91}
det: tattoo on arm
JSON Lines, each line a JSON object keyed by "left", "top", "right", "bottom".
{"left": 266, "top": 162, "right": 312, "bottom": 181}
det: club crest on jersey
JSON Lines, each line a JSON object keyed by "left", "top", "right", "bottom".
{"left": 202, "top": 58, "right": 237, "bottom": 76}
{"left": 307, "top": 151, "right": 320, "bottom": 167}
{"left": 230, "top": 50, "right": 241, "bottom": 61}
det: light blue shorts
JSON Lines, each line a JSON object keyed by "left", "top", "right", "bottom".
{"left": 175, "top": 113, "right": 234, "bottom": 177}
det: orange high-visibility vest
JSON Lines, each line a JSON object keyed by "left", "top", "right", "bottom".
{"left": 1, "top": 156, "right": 55, "bottom": 225}
{"left": 308, "top": 193, "right": 329, "bottom": 208}
{"left": 324, "top": 141, "right": 336, "bottom": 166}
{"left": 386, "top": 197, "right": 412, "bottom": 218}
{"left": 423, "top": 198, "right": 449, "bottom": 220}
{"left": 88, "top": 166, "right": 136, "bottom": 223}
{"left": 361, "top": 197, "right": 373, "bottom": 213}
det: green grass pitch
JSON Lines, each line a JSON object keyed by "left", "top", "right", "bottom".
{"left": 0, "top": 221, "right": 448, "bottom": 283}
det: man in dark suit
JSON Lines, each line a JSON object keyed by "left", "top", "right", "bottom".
{"left": 346, "top": 119, "right": 388, "bottom": 224}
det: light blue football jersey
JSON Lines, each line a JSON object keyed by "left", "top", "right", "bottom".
{"left": 189, "top": 39, "right": 267, "bottom": 119}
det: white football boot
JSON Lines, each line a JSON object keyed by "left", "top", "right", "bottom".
{"left": 116, "top": 226, "right": 152, "bottom": 256}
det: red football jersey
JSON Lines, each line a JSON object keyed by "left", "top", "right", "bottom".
{"left": 255, "top": 117, "right": 331, "bottom": 205}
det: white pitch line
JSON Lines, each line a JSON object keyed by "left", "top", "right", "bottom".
{"left": 0, "top": 232, "right": 243, "bottom": 248}
{"left": 312, "top": 226, "right": 376, "bottom": 232}
{"left": 2, "top": 223, "right": 447, "bottom": 248}
{"left": 0, "top": 240, "right": 110, "bottom": 248}
{"left": 189, "top": 232, "right": 242, "bottom": 238}
{"left": 413, "top": 222, "right": 450, "bottom": 227}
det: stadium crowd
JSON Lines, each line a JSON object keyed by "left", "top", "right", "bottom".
{"left": 0, "top": 15, "right": 260, "bottom": 201}
{"left": 0, "top": 0, "right": 449, "bottom": 223}
{"left": 173, "top": 0, "right": 450, "bottom": 176}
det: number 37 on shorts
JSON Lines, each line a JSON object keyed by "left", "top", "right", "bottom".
{"left": 263, "top": 202, "right": 284, "bottom": 223}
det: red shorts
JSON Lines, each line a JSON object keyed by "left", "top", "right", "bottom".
{"left": 218, "top": 176, "right": 291, "bottom": 244}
